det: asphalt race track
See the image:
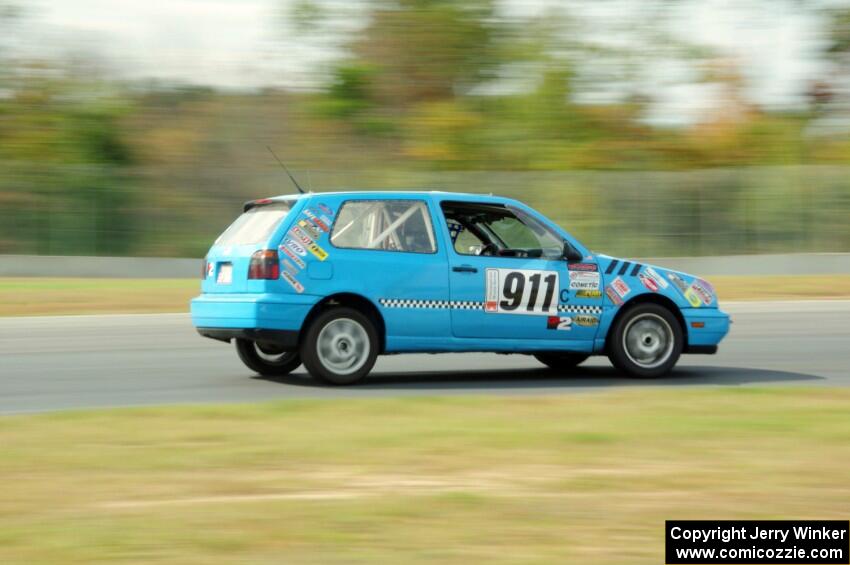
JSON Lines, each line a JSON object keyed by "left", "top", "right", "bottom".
{"left": 2, "top": 301, "right": 849, "bottom": 414}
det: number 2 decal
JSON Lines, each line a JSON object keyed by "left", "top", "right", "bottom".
{"left": 485, "top": 268, "right": 559, "bottom": 315}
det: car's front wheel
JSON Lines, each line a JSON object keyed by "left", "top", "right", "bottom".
{"left": 300, "top": 307, "right": 379, "bottom": 385}
{"left": 534, "top": 352, "right": 590, "bottom": 372}
{"left": 235, "top": 339, "right": 302, "bottom": 376}
{"left": 607, "top": 303, "right": 683, "bottom": 378}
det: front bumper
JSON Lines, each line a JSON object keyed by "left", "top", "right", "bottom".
{"left": 681, "top": 307, "right": 730, "bottom": 352}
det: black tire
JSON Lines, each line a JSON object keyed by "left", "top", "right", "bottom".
{"left": 534, "top": 352, "right": 590, "bottom": 372}
{"left": 235, "top": 338, "right": 302, "bottom": 376}
{"left": 300, "top": 307, "right": 379, "bottom": 385}
{"left": 607, "top": 303, "right": 683, "bottom": 378}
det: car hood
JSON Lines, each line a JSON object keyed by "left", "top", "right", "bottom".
{"left": 592, "top": 253, "right": 719, "bottom": 309}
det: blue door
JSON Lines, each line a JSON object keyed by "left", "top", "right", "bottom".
{"left": 438, "top": 200, "right": 603, "bottom": 346}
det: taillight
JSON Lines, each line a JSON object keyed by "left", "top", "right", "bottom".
{"left": 248, "top": 250, "right": 280, "bottom": 280}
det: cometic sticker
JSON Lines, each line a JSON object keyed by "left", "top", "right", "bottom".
{"left": 569, "top": 270, "right": 600, "bottom": 291}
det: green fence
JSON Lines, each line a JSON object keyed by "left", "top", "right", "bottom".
{"left": 1, "top": 165, "right": 848, "bottom": 258}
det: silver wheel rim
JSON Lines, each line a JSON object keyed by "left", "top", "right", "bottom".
{"left": 254, "top": 343, "right": 297, "bottom": 365}
{"left": 316, "top": 318, "right": 370, "bottom": 376}
{"left": 622, "top": 313, "right": 675, "bottom": 369}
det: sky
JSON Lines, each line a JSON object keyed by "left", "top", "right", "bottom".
{"left": 11, "top": 0, "right": 838, "bottom": 123}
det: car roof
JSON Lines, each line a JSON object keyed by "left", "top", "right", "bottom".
{"left": 265, "top": 190, "right": 518, "bottom": 204}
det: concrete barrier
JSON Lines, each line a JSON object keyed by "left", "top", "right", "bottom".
{"left": 0, "top": 255, "right": 200, "bottom": 279}
{"left": 0, "top": 252, "right": 848, "bottom": 278}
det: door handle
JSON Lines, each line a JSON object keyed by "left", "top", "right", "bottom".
{"left": 452, "top": 265, "right": 478, "bottom": 273}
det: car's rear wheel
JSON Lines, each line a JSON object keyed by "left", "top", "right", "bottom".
{"left": 533, "top": 353, "right": 590, "bottom": 372}
{"left": 235, "top": 338, "right": 301, "bottom": 376}
{"left": 300, "top": 307, "right": 379, "bottom": 385}
{"left": 607, "top": 303, "right": 683, "bottom": 378}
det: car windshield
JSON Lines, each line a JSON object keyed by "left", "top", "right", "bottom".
{"left": 442, "top": 202, "right": 564, "bottom": 258}
{"left": 215, "top": 201, "right": 293, "bottom": 246}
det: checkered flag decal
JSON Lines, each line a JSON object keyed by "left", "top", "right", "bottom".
{"left": 379, "top": 298, "right": 483, "bottom": 310}
{"left": 379, "top": 298, "right": 601, "bottom": 315}
{"left": 557, "top": 305, "right": 603, "bottom": 314}
{"left": 446, "top": 219, "right": 464, "bottom": 244}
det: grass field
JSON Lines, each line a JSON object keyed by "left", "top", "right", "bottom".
{"left": 1, "top": 275, "right": 850, "bottom": 316}
{"left": 1, "top": 389, "right": 848, "bottom": 563}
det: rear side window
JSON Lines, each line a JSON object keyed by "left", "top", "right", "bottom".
{"left": 330, "top": 200, "right": 436, "bottom": 253}
{"left": 215, "top": 202, "right": 293, "bottom": 246}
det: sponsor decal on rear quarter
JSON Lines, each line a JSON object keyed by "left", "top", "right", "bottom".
{"left": 281, "top": 270, "right": 305, "bottom": 293}
{"left": 307, "top": 241, "right": 329, "bottom": 261}
{"left": 280, "top": 244, "right": 306, "bottom": 268}
{"left": 568, "top": 263, "right": 598, "bottom": 272}
{"left": 284, "top": 238, "right": 307, "bottom": 257}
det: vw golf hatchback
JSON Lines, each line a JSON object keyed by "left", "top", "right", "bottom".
{"left": 191, "top": 192, "right": 729, "bottom": 384}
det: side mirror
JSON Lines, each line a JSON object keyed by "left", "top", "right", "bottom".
{"left": 563, "top": 242, "right": 583, "bottom": 262}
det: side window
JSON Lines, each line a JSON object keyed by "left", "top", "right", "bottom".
{"left": 330, "top": 200, "right": 437, "bottom": 254}
{"left": 441, "top": 201, "right": 564, "bottom": 259}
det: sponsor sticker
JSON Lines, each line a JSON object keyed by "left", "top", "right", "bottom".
{"left": 568, "top": 262, "right": 598, "bottom": 272}
{"left": 569, "top": 270, "right": 600, "bottom": 291}
{"left": 684, "top": 286, "right": 702, "bottom": 307}
{"left": 307, "top": 241, "right": 329, "bottom": 261}
{"left": 298, "top": 219, "right": 321, "bottom": 240}
{"left": 547, "top": 316, "right": 572, "bottom": 330}
{"left": 691, "top": 279, "right": 714, "bottom": 305}
{"left": 485, "top": 269, "right": 499, "bottom": 312}
{"left": 575, "top": 289, "right": 602, "bottom": 299}
{"left": 303, "top": 209, "right": 330, "bottom": 232}
{"left": 285, "top": 238, "right": 307, "bottom": 257}
{"left": 573, "top": 314, "right": 599, "bottom": 327}
{"left": 282, "top": 259, "right": 299, "bottom": 276}
{"left": 281, "top": 270, "right": 304, "bottom": 293}
{"left": 667, "top": 272, "right": 689, "bottom": 294}
{"left": 611, "top": 276, "right": 631, "bottom": 298}
{"left": 696, "top": 277, "right": 715, "bottom": 295}
{"left": 317, "top": 203, "right": 334, "bottom": 217}
{"left": 206, "top": 262, "right": 214, "bottom": 278}
{"left": 290, "top": 226, "right": 314, "bottom": 246}
{"left": 644, "top": 266, "right": 669, "bottom": 289}
{"left": 280, "top": 244, "right": 306, "bottom": 268}
{"left": 638, "top": 272, "right": 659, "bottom": 292}
{"left": 605, "top": 285, "right": 624, "bottom": 306}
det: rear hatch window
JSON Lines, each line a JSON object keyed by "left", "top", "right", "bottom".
{"left": 205, "top": 200, "right": 293, "bottom": 293}
{"left": 215, "top": 201, "right": 293, "bottom": 246}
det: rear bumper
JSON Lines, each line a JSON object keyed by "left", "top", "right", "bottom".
{"left": 197, "top": 327, "right": 298, "bottom": 347}
{"left": 190, "top": 292, "right": 318, "bottom": 332}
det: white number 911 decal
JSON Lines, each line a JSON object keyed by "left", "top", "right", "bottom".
{"left": 485, "top": 268, "right": 559, "bottom": 315}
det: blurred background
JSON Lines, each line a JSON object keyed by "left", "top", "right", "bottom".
{"left": 0, "top": 0, "right": 849, "bottom": 259}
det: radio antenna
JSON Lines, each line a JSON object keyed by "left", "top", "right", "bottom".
{"left": 266, "top": 145, "right": 306, "bottom": 194}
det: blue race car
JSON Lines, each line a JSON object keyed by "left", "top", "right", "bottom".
{"left": 192, "top": 191, "right": 729, "bottom": 384}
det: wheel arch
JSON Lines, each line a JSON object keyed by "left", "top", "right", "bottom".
{"left": 301, "top": 293, "right": 387, "bottom": 353}
{"left": 604, "top": 293, "right": 687, "bottom": 350}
